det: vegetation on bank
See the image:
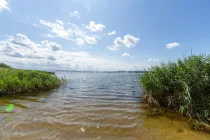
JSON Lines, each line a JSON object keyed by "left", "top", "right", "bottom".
{"left": 140, "top": 55, "right": 210, "bottom": 130}
{"left": 0, "top": 63, "right": 12, "bottom": 69}
{"left": 0, "top": 63, "right": 63, "bottom": 95}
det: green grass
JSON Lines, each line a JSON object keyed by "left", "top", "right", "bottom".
{"left": 140, "top": 55, "right": 210, "bottom": 125}
{"left": 0, "top": 63, "right": 63, "bottom": 95}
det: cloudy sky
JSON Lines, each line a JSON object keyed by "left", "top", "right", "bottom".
{"left": 0, "top": 0, "right": 210, "bottom": 70}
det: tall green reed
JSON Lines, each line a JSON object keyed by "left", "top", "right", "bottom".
{"left": 140, "top": 55, "right": 210, "bottom": 124}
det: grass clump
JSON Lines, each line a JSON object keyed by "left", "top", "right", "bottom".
{"left": 0, "top": 63, "right": 64, "bottom": 95}
{"left": 140, "top": 55, "right": 210, "bottom": 128}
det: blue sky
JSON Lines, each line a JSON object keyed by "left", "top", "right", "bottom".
{"left": 0, "top": 0, "right": 210, "bottom": 70}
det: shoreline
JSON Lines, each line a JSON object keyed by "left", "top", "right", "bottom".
{"left": 141, "top": 96, "right": 210, "bottom": 134}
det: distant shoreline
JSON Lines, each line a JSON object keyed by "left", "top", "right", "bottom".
{"left": 55, "top": 70, "right": 145, "bottom": 73}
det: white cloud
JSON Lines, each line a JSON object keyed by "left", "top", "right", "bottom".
{"left": 74, "top": 28, "right": 86, "bottom": 37}
{"left": 67, "top": 22, "right": 87, "bottom": 39}
{"left": 1, "top": 33, "right": 140, "bottom": 70}
{"left": 107, "top": 46, "right": 118, "bottom": 51}
{"left": 84, "top": 36, "right": 97, "bottom": 44}
{"left": 48, "top": 55, "right": 56, "bottom": 61}
{"left": 123, "top": 34, "right": 140, "bottom": 48}
{"left": 56, "top": 20, "right": 64, "bottom": 25}
{"left": 7, "top": 51, "right": 24, "bottom": 58}
{"left": 108, "top": 31, "right": 116, "bottom": 36}
{"left": 9, "top": 33, "right": 40, "bottom": 48}
{"left": 86, "top": 21, "right": 105, "bottom": 32}
{"left": 148, "top": 58, "right": 159, "bottom": 62}
{"left": 0, "top": 34, "right": 44, "bottom": 59}
{"left": 166, "top": 42, "right": 180, "bottom": 49}
{"left": 0, "top": 0, "right": 11, "bottom": 12}
{"left": 38, "top": 20, "right": 99, "bottom": 47}
{"left": 75, "top": 38, "right": 84, "bottom": 46}
{"left": 69, "top": 10, "right": 80, "bottom": 18}
{"left": 41, "top": 40, "right": 61, "bottom": 51}
{"left": 41, "top": 34, "right": 55, "bottom": 38}
{"left": 122, "top": 53, "right": 130, "bottom": 57}
{"left": 114, "top": 37, "right": 125, "bottom": 49}
{"left": 39, "top": 20, "right": 72, "bottom": 39}
{"left": 108, "top": 34, "right": 139, "bottom": 50}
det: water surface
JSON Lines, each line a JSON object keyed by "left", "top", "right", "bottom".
{"left": 0, "top": 73, "right": 209, "bottom": 140}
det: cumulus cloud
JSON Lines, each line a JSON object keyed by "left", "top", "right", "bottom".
{"left": 86, "top": 21, "right": 105, "bottom": 32}
{"left": 0, "top": 34, "right": 62, "bottom": 56}
{"left": 41, "top": 34, "right": 55, "bottom": 38}
{"left": 0, "top": 34, "right": 44, "bottom": 59}
{"left": 69, "top": 10, "right": 80, "bottom": 18}
{"left": 39, "top": 20, "right": 72, "bottom": 39}
{"left": 9, "top": 33, "right": 40, "bottom": 48}
{"left": 74, "top": 28, "right": 85, "bottom": 38}
{"left": 41, "top": 40, "right": 61, "bottom": 51}
{"left": 84, "top": 36, "right": 97, "bottom": 44}
{"left": 48, "top": 55, "right": 56, "bottom": 61}
{"left": 56, "top": 20, "right": 64, "bottom": 25}
{"left": 108, "top": 31, "right": 116, "bottom": 36}
{"left": 122, "top": 53, "right": 130, "bottom": 57}
{"left": 75, "top": 38, "right": 84, "bottom": 46}
{"left": 122, "top": 35, "right": 140, "bottom": 48}
{"left": 108, "top": 34, "right": 139, "bottom": 50}
{"left": 0, "top": 0, "right": 11, "bottom": 12}
{"left": 0, "top": 33, "right": 138, "bottom": 70}
{"left": 166, "top": 42, "right": 180, "bottom": 49}
{"left": 148, "top": 58, "right": 159, "bottom": 62}
{"left": 38, "top": 20, "right": 99, "bottom": 47}
{"left": 6, "top": 51, "right": 24, "bottom": 58}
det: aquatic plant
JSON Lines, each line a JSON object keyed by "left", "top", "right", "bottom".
{"left": 140, "top": 55, "right": 210, "bottom": 126}
{"left": 0, "top": 63, "right": 63, "bottom": 95}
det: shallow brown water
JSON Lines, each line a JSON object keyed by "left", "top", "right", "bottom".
{"left": 0, "top": 73, "right": 209, "bottom": 140}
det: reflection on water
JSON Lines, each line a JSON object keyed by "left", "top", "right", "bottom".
{"left": 0, "top": 73, "right": 209, "bottom": 140}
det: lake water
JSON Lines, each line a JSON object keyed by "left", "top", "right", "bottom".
{"left": 0, "top": 73, "right": 209, "bottom": 140}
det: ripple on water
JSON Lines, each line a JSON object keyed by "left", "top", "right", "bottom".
{"left": 0, "top": 73, "right": 210, "bottom": 140}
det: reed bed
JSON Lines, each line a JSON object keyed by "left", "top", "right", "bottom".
{"left": 140, "top": 55, "right": 210, "bottom": 126}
